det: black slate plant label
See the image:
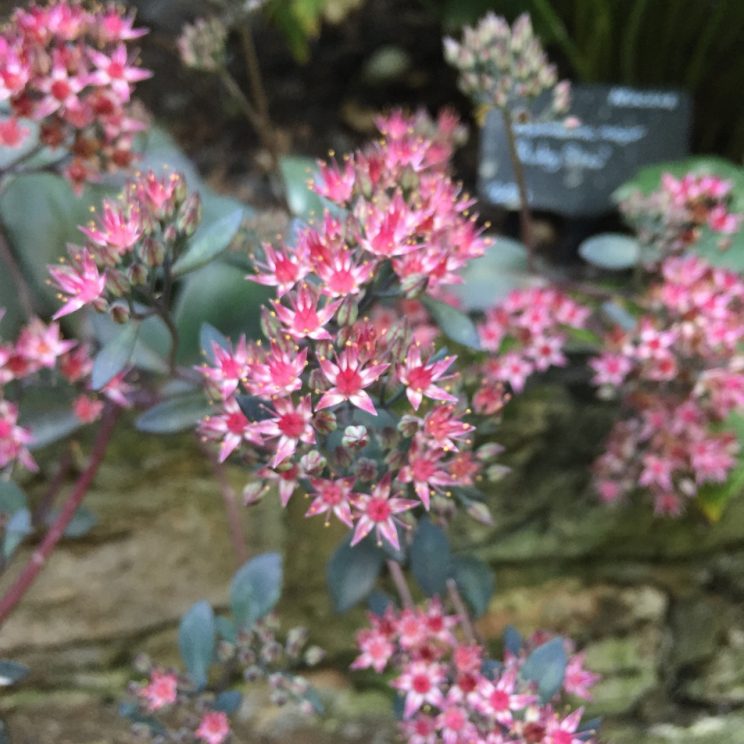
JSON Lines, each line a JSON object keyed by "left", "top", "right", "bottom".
{"left": 479, "top": 84, "right": 692, "bottom": 217}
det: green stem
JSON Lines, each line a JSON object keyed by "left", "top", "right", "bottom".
{"left": 501, "top": 108, "right": 535, "bottom": 271}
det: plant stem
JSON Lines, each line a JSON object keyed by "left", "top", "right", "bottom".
{"left": 501, "top": 108, "right": 536, "bottom": 271}
{"left": 386, "top": 559, "right": 414, "bottom": 609}
{"left": 0, "top": 217, "right": 36, "bottom": 320}
{"left": 201, "top": 442, "right": 249, "bottom": 566}
{"left": 32, "top": 446, "right": 73, "bottom": 530}
{"left": 446, "top": 577, "right": 477, "bottom": 645}
{"left": 238, "top": 25, "right": 277, "bottom": 168}
{"left": 0, "top": 406, "right": 119, "bottom": 628}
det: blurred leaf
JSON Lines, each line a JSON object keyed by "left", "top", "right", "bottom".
{"left": 3, "top": 508, "right": 31, "bottom": 559}
{"left": 367, "top": 589, "right": 394, "bottom": 616}
{"left": 0, "top": 173, "right": 111, "bottom": 316}
{"left": 0, "top": 481, "right": 28, "bottom": 515}
{"left": 200, "top": 322, "right": 230, "bottom": 364}
{"left": 91, "top": 312, "right": 168, "bottom": 375}
{"left": 0, "top": 660, "right": 29, "bottom": 687}
{"left": 579, "top": 233, "right": 640, "bottom": 270}
{"left": 410, "top": 518, "right": 451, "bottom": 597}
{"left": 236, "top": 395, "right": 274, "bottom": 423}
{"left": 172, "top": 209, "right": 244, "bottom": 278}
{"left": 118, "top": 701, "right": 166, "bottom": 734}
{"left": 230, "top": 553, "right": 283, "bottom": 631}
{"left": 213, "top": 690, "right": 243, "bottom": 715}
{"left": 178, "top": 600, "right": 215, "bottom": 690}
{"left": 327, "top": 534, "right": 385, "bottom": 613}
{"left": 451, "top": 555, "right": 494, "bottom": 617}
{"left": 135, "top": 393, "right": 209, "bottom": 434}
{"left": 600, "top": 300, "right": 637, "bottom": 331}
{"left": 173, "top": 261, "right": 271, "bottom": 363}
{"left": 503, "top": 625, "right": 523, "bottom": 656}
{"left": 20, "top": 390, "right": 81, "bottom": 450}
{"left": 215, "top": 616, "right": 237, "bottom": 644}
{"left": 521, "top": 637, "right": 567, "bottom": 703}
{"left": 91, "top": 322, "right": 139, "bottom": 390}
{"left": 279, "top": 155, "right": 325, "bottom": 218}
{"left": 423, "top": 298, "right": 480, "bottom": 350}
{"left": 451, "top": 238, "right": 536, "bottom": 312}
{"left": 44, "top": 506, "right": 96, "bottom": 539}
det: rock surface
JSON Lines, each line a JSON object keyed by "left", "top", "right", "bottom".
{"left": 1, "top": 388, "right": 743, "bottom": 742}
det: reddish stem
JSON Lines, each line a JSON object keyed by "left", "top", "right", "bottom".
{"left": 0, "top": 406, "right": 120, "bottom": 628}
{"left": 387, "top": 559, "right": 414, "bottom": 609}
{"left": 201, "top": 442, "right": 249, "bottom": 566}
{"left": 447, "top": 578, "right": 478, "bottom": 645}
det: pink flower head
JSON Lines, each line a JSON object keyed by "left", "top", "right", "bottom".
{"left": 351, "top": 627, "right": 395, "bottom": 673}
{"left": 79, "top": 199, "right": 142, "bottom": 253}
{"left": 314, "top": 159, "right": 356, "bottom": 203}
{"left": 398, "top": 440, "right": 456, "bottom": 510}
{"left": 317, "top": 348, "right": 389, "bottom": 416}
{"left": 249, "top": 242, "right": 310, "bottom": 296}
{"left": 195, "top": 710, "right": 230, "bottom": 744}
{"left": 249, "top": 342, "right": 308, "bottom": 398}
{"left": 201, "top": 336, "right": 253, "bottom": 399}
{"left": 422, "top": 404, "right": 474, "bottom": 451}
{"left": 0, "top": 400, "right": 36, "bottom": 471}
{"left": 306, "top": 476, "right": 357, "bottom": 527}
{"left": 351, "top": 475, "right": 418, "bottom": 550}
{"left": 50, "top": 249, "right": 106, "bottom": 319}
{"left": 393, "top": 660, "right": 446, "bottom": 718}
{"left": 257, "top": 396, "right": 315, "bottom": 467}
{"left": 138, "top": 670, "right": 178, "bottom": 711}
{"left": 475, "top": 667, "right": 535, "bottom": 727}
{"left": 564, "top": 652, "right": 600, "bottom": 700}
{"left": 271, "top": 284, "right": 341, "bottom": 341}
{"left": 312, "top": 247, "right": 375, "bottom": 298}
{"left": 200, "top": 397, "right": 263, "bottom": 462}
{"left": 0, "top": 116, "right": 29, "bottom": 147}
{"left": 15, "top": 319, "right": 76, "bottom": 369}
{"left": 397, "top": 346, "right": 457, "bottom": 411}
{"left": 589, "top": 352, "right": 633, "bottom": 387}
{"left": 87, "top": 43, "right": 152, "bottom": 101}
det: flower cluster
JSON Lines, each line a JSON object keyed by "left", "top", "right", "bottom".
{"left": 473, "top": 287, "right": 590, "bottom": 404}
{"left": 620, "top": 172, "right": 742, "bottom": 261}
{"left": 591, "top": 255, "right": 744, "bottom": 514}
{"left": 178, "top": 17, "right": 227, "bottom": 72}
{"left": 443, "top": 13, "right": 571, "bottom": 122}
{"left": 129, "top": 615, "right": 322, "bottom": 743}
{"left": 200, "top": 110, "right": 500, "bottom": 541}
{"left": 0, "top": 313, "right": 129, "bottom": 472}
{"left": 352, "top": 600, "right": 599, "bottom": 744}
{"left": 50, "top": 169, "right": 201, "bottom": 321}
{"left": 0, "top": 1, "right": 151, "bottom": 190}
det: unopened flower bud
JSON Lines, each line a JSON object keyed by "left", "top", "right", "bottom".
{"left": 379, "top": 426, "right": 399, "bottom": 450}
{"left": 106, "top": 268, "right": 130, "bottom": 296}
{"left": 110, "top": 303, "right": 131, "bottom": 324}
{"left": 176, "top": 193, "right": 202, "bottom": 237}
{"left": 398, "top": 414, "right": 419, "bottom": 438}
{"left": 466, "top": 499, "right": 494, "bottom": 526}
{"left": 127, "top": 262, "right": 149, "bottom": 286}
{"left": 162, "top": 223, "right": 178, "bottom": 245}
{"left": 243, "top": 482, "right": 265, "bottom": 506}
{"left": 139, "top": 236, "right": 166, "bottom": 267}
{"left": 336, "top": 296, "right": 358, "bottom": 327}
{"left": 286, "top": 626, "right": 309, "bottom": 657}
{"left": 334, "top": 445, "right": 353, "bottom": 469}
{"left": 476, "top": 442, "right": 505, "bottom": 461}
{"left": 400, "top": 273, "right": 428, "bottom": 298}
{"left": 260, "top": 306, "right": 282, "bottom": 339}
{"left": 243, "top": 665, "right": 262, "bottom": 682}
{"left": 300, "top": 450, "right": 326, "bottom": 473}
{"left": 354, "top": 457, "right": 378, "bottom": 482}
{"left": 487, "top": 464, "right": 511, "bottom": 482}
{"left": 312, "top": 409, "right": 337, "bottom": 434}
{"left": 342, "top": 425, "right": 368, "bottom": 448}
